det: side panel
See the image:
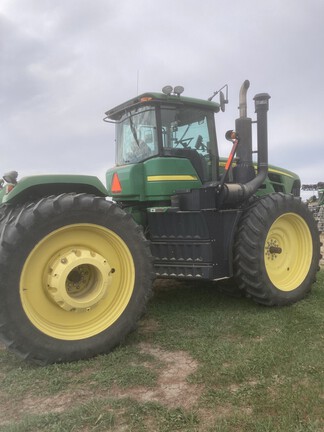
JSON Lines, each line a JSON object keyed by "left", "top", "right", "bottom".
{"left": 106, "top": 157, "right": 202, "bottom": 202}
{"left": 106, "top": 164, "right": 146, "bottom": 200}
{"left": 106, "top": 158, "right": 300, "bottom": 235}
{"left": 144, "top": 158, "right": 202, "bottom": 199}
{"left": 107, "top": 157, "right": 300, "bottom": 204}
{"left": 265, "top": 168, "right": 300, "bottom": 196}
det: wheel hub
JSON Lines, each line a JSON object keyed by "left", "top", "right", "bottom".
{"left": 46, "top": 248, "right": 113, "bottom": 312}
{"left": 265, "top": 238, "right": 282, "bottom": 260}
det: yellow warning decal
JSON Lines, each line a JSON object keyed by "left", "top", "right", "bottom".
{"left": 147, "top": 175, "right": 198, "bottom": 182}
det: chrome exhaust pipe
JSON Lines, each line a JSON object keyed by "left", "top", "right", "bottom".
{"left": 238, "top": 80, "right": 250, "bottom": 118}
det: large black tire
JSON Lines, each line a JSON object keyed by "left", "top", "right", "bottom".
{"left": 0, "top": 193, "right": 153, "bottom": 364}
{"left": 234, "top": 193, "right": 320, "bottom": 306}
{"left": 0, "top": 203, "right": 11, "bottom": 228}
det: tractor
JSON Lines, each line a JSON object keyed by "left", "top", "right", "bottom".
{"left": 302, "top": 182, "right": 324, "bottom": 232}
{"left": 0, "top": 80, "right": 320, "bottom": 364}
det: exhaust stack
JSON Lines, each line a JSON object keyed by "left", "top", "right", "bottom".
{"left": 221, "top": 86, "right": 271, "bottom": 204}
{"left": 234, "top": 80, "right": 255, "bottom": 184}
{"left": 238, "top": 79, "right": 249, "bottom": 118}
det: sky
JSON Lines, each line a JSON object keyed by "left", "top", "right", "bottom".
{"left": 1, "top": 0, "right": 323, "bottom": 189}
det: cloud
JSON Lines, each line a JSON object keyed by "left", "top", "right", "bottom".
{"left": 0, "top": 0, "right": 323, "bottom": 185}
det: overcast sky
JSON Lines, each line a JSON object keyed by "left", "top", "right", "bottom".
{"left": 1, "top": 0, "right": 323, "bottom": 188}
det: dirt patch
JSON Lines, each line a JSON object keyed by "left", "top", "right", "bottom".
{"left": 0, "top": 343, "right": 202, "bottom": 426}
{"left": 21, "top": 390, "right": 91, "bottom": 415}
{"left": 0, "top": 391, "right": 77, "bottom": 425}
{"left": 112, "top": 343, "right": 202, "bottom": 409}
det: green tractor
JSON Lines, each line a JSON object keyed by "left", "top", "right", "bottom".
{"left": 302, "top": 182, "right": 324, "bottom": 232}
{"left": 0, "top": 80, "right": 320, "bottom": 364}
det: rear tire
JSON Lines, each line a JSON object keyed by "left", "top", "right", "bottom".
{"left": 0, "top": 193, "right": 153, "bottom": 364}
{"left": 234, "top": 193, "right": 320, "bottom": 306}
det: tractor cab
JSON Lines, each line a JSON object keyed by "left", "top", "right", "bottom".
{"left": 105, "top": 89, "right": 221, "bottom": 200}
{"left": 105, "top": 83, "right": 300, "bottom": 210}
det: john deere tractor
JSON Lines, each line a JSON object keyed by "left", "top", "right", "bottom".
{"left": 0, "top": 80, "right": 320, "bottom": 364}
{"left": 303, "top": 182, "right": 324, "bottom": 232}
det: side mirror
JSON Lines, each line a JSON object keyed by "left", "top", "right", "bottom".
{"left": 220, "top": 91, "right": 228, "bottom": 112}
{"left": 225, "top": 130, "right": 238, "bottom": 141}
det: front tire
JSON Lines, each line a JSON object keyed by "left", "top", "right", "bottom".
{"left": 0, "top": 203, "right": 12, "bottom": 230}
{"left": 0, "top": 194, "right": 153, "bottom": 364}
{"left": 234, "top": 193, "right": 320, "bottom": 306}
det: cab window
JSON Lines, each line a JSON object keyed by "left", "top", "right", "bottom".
{"left": 160, "top": 106, "right": 216, "bottom": 181}
{"left": 116, "top": 107, "right": 158, "bottom": 165}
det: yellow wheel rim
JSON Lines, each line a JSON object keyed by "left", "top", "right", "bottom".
{"left": 264, "top": 213, "right": 312, "bottom": 291}
{"left": 20, "top": 224, "right": 135, "bottom": 340}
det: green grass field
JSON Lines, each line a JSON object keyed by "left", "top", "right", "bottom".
{"left": 0, "top": 271, "right": 323, "bottom": 432}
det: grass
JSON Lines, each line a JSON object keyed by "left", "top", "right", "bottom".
{"left": 0, "top": 270, "right": 323, "bottom": 431}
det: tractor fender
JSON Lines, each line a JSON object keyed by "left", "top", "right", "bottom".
{"left": 1, "top": 174, "right": 108, "bottom": 205}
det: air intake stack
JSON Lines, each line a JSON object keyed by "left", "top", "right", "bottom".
{"left": 253, "top": 92, "right": 271, "bottom": 181}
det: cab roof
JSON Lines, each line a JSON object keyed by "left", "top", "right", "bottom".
{"left": 105, "top": 92, "right": 220, "bottom": 120}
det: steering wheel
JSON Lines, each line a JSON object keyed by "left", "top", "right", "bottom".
{"left": 175, "top": 137, "right": 193, "bottom": 148}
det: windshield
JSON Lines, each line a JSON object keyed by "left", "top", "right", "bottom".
{"left": 116, "top": 106, "right": 158, "bottom": 165}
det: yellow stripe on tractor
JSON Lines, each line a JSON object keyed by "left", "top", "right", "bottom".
{"left": 147, "top": 175, "right": 198, "bottom": 182}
